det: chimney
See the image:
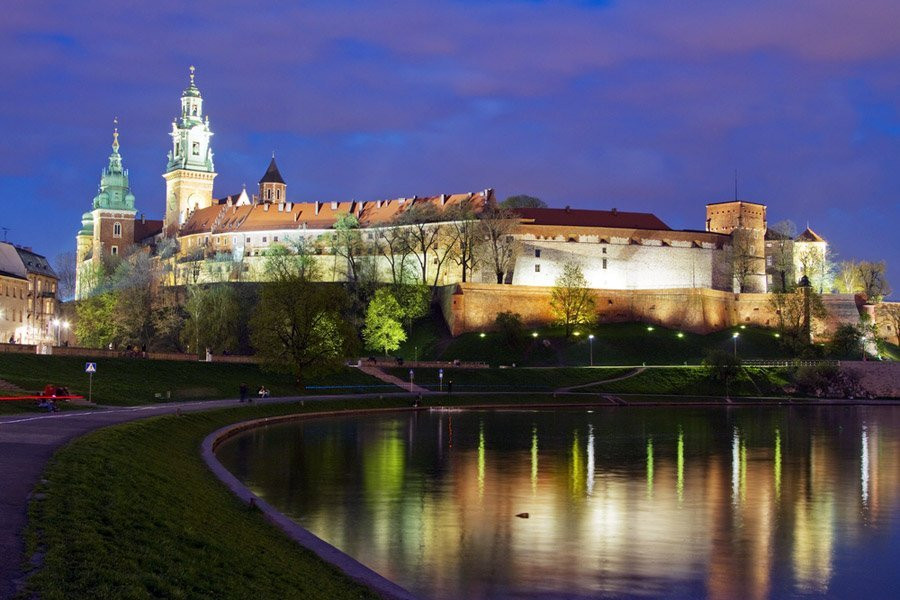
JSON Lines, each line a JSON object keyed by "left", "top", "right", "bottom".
{"left": 285, "top": 202, "right": 292, "bottom": 211}
{"left": 315, "top": 202, "right": 321, "bottom": 215}
{"left": 376, "top": 199, "right": 383, "bottom": 209}
{"left": 611, "top": 208, "right": 617, "bottom": 215}
{"left": 440, "top": 194, "right": 447, "bottom": 206}
{"left": 565, "top": 205, "right": 571, "bottom": 212}
{"left": 331, "top": 201, "right": 338, "bottom": 210}
{"left": 141, "top": 213, "right": 146, "bottom": 224}
{"left": 263, "top": 203, "right": 269, "bottom": 212}
{"left": 277, "top": 203, "right": 283, "bottom": 212}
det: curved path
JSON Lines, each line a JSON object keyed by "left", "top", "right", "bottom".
{"left": 0, "top": 394, "right": 374, "bottom": 598}
{"left": 555, "top": 367, "right": 646, "bottom": 392}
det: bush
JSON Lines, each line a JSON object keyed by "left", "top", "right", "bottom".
{"left": 827, "top": 324, "right": 862, "bottom": 358}
{"left": 793, "top": 365, "right": 865, "bottom": 398}
{"left": 703, "top": 349, "right": 742, "bottom": 384}
{"left": 495, "top": 311, "right": 526, "bottom": 349}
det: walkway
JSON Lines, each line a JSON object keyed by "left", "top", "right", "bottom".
{"left": 0, "top": 396, "right": 327, "bottom": 598}
{"left": 555, "top": 367, "right": 646, "bottom": 392}
{"left": 358, "top": 364, "right": 429, "bottom": 394}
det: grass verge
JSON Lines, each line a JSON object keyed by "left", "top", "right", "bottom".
{"left": 382, "top": 366, "right": 634, "bottom": 391}
{"left": 577, "top": 366, "right": 792, "bottom": 396}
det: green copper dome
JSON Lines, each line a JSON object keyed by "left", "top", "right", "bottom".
{"left": 78, "top": 211, "right": 94, "bottom": 236}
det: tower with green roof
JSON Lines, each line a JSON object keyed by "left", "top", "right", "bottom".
{"left": 75, "top": 120, "right": 139, "bottom": 297}
{"left": 163, "top": 65, "right": 217, "bottom": 234}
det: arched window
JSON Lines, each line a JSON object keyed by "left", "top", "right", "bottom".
{"left": 113, "top": 222, "right": 122, "bottom": 238}
{"left": 276, "top": 189, "right": 281, "bottom": 200}
{"left": 267, "top": 189, "right": 272, "bottom": 200}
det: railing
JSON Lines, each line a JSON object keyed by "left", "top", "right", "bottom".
{"left": 743, "top": 359, "right": 840, "bottom": 367}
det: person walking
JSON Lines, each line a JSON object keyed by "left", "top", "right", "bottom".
{"left": 239, "top": 382, "right": 249, "bottom": 403}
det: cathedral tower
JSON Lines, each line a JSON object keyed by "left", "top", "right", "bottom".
{"left": 163, "top": 66, "right": 217, "bottom": 235}
{"left": 75, "top": 120, "right": 138, "bottom": 297}
{"left": 258, "top": 154, "right": 287, "bottom": 203}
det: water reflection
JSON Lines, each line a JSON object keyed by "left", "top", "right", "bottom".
{"left": 217, "top": 407, "right": 900, "bottom": 600}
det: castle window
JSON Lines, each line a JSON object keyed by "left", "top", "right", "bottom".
{"left": 534, "top": 249, "right": 541, "bottom": 258}
{"left": 274, "top": 236, "right": 278, "bottom": 242}
{"left": 276, "top": 190, "right": 281, "bottom": 200}
{"left": 192, "top": 142, "right": 200, "bottom": 155}
{"left": 113, "top": 222, "right": 122, "bottom": 238}
{"left": 602, "top": 258, "right": 608, "bottom": 270}
{"left": 111, "top": 246, "right": 118, "bottom": 256}
{"left": 246, "top": 237, "right": 251, "bottom": 243}
{"left": 262, "top": 237, "right": 267, "bottom": 243}
{"left": 534, "top": 264, "right": 541, "bottom": 273}
{"left": 267, "top": 190, "right": 271, "bottom": 200}
{"left": 602, "top": 247, "right": 607, "bottom": 254}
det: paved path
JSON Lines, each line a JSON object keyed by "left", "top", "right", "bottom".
{"left": 0, "top": 395, "right": 333, "bottom": 598}
{"left": 358, "top": 365, "right": 429, "bottom": 394}
{"left": 555, "top": 367, "right": 646, "bottom": 392}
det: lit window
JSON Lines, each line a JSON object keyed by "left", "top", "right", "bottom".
{"left": 535, "top": 264, "right": 541, "bottom": 273}
{"left": 113, "top": 222, "right": 122, "bottom": 238}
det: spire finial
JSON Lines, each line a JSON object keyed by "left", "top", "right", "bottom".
{"left": 112, "top": 116, "right": 120, "bottom": 152}
{"left": 189, "top": 65, "right": 195, "bottom": 85}
{"left": 272, "top": 150, "right": 276, "bottom": 159}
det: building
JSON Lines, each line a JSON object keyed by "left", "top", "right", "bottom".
{"left": 75, "top": 68, "right": 845, "bottom": 336}
{"left": 0, "top": 242, "right": 59, "bottom": 344}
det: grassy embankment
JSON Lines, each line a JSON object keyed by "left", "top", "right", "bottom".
{"left": 384, "top": 366, "right": 634, "bottom": 391}
{"left": 574, "top": 366, "right": 793, "bottom": 397}
{"left": 0, "top": 353, "right": 385, "bottom": 414}
{"left": 394, "top": 313, "right": 796, "bottom": 367}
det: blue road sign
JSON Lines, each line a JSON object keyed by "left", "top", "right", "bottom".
{"left": 85, "top": 362, "right": 97, "bottom": 373}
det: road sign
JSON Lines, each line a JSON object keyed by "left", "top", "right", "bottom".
{"left": 85, "top": 362, "right": 97, "bottom": 373}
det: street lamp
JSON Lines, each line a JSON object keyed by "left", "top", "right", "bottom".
{"left": 732, "top": 331, "right": 740, "bottom": 357}
{"left": 588, "top": 334, "right": 595, "bottom": 366}
{"left": 52, "top": 318, "right": 70, "bottom": 346}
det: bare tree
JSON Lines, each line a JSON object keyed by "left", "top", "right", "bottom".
{"left": 796, "top": 244, "right": 834, "bottom": 294}
{"left": 446, "top": 200, "right": 483, "bottom": 283}
{"left": 374, "top": 222, "right": 413, "bottom": 285}
{"left": 768, "top": 287, "right": 828, "bottom": 350}
{"left": 479, "top": 204, "right": 520, "bottom": 284}
{"left": 53, "top": 251, "right": 78, "bottom": 301}
{"left": 395, "top": 202, "right": 442, "bottom": 285}
{"left": 857, "top": 260, "right": 891, "bottom": 303}
{"left": 768, "top": 220, "right": 796, "bottom": 292}
{"left": 731, "top": 229, "right": 756, "bottom": 293}
{"left": 835, "top": 260, "right": 861, "bottom": 294}
{"left": 327, "top": 213, "right": 367, "bottom": 282}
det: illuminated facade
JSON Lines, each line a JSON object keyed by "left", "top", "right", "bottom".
{"left": 0, "top": 242, "right": 58, "bottom": 344}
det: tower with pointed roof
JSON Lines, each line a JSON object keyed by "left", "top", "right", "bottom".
{"left": 163, "top": 66, "right": 217, "bottom": 235}
{"left": 75, "top": 119, "right": 139, "bottom": 297}
{"left": 258, "top": 154, "right": 287, "bottom": 203}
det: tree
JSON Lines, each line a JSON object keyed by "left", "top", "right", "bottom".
{"left": 878, "top": 303, "right": 900, "bottom": 346}
{"left": 796, "top": 244, "right": 834, "bottom": 294}
{"left": 767, "top": 220, "right": 796, "bottom": 292}
{"left": 835, "top": 260, "right": 862, "bottom": 294}
{"left": 395, "top": 202, "right": 443, "bottom": 285}
{"left": 328, "top": 213, "right": 367, "bottom": 282}
{"left": 495, "top": 311, "right": 525, "bottom": 348}
{"left": 549, "top": 262, "right": 595, "bottom": 338}
{"left": 447, "top": 200, "right": 483, "bottom": 283}
{"left": 363, "top": 288, "right": 407, "bottom": 355}
{"left": 501, "top": 195, "right": 547, "bottom": 209}
{"left": 827, "top": 324, "right": 863, "bottom": 359}
{"left": 150, "top": 287, "right": 185, "bottom": 351}
{"left": 392, "top": 282, "right": 431, "bottom": 331}
{"left": 250, "top": 251, "right": 355, "bottom": 387}
{"left": 856, "top": 260, "right": 891, "bottom": 303}
{"left": 731, "top": 229, "right": 757, "bottom": 293}
{"left": 74, "top": 292, "right": 117, "bottom": 348}
{"left": 768, "top": 287, "right": 828, "bottom": 351}
{"left": 182, "top": 284, "right": 241, "bottom": 355}
{"left": 703, "top": 349, "right": 742, "bottom": 389}
{"left": 110, "top": 252, "right": 156, "bottom": 349}
{"left": 53, "top": 251, "right": 77, "bottom": 301}
{"left": 479, "top": 204, "right": 520, "bottom": 284}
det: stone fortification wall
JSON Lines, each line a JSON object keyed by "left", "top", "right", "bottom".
{"left": 840, "top": 361, "right": 900, "bottom": 398}
{"left": 439, "top": 283, "right": 861, "bottom": 339}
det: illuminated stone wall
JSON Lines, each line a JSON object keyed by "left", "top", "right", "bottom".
{"left": 440, "top": 282, "right": 861, "bottom": 338}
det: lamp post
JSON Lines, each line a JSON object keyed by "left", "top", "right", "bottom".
{"left": 732, "top": 331, "right": 740, "bottom": 357}
{"left": 52, "top": 318, "right": 61, "bottom": 346}
{"left": 588, "top": 334, "right": 595, "bottom": 366}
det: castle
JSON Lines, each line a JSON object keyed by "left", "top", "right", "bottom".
{"left": 75, "top": 68, "right": 842, "bottom": 335}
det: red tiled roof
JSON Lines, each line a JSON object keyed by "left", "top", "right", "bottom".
{"left": 134, "top": 218, "right": 164, "bottom": 241}
{"left": 795, "top": 227, "right": 825, "bottom": 242}
{"left": 514, "top": 207, "right": 670, "bottom": 231}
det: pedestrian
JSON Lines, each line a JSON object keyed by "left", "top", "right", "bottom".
{"left": 239, "top": 382, "right": 248, "bottom": 403}
{"left": 447, "top": 380, "right": 453, "bottom": 397}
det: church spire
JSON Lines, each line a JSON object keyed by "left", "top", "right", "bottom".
{"left": 112, "top": 116, "right": 120, "bottom": 153}
{"left": 93, "top": 119, "right": 135, "bottom": 211}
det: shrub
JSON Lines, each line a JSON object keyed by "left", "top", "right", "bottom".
{"left": 495, "top": 311, "right": 526, "bottom": 349}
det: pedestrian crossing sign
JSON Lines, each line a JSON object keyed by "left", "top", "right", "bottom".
{"left": 85, "top": 362, "right": 97, "bottom": 373}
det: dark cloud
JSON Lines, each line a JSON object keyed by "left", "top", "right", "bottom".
{"left": 1, "top": 0, "right": 897, "bottom": 293}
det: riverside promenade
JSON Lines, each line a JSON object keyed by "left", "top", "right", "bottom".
{"left": 0, "top": 396, "right": 315, "bottom": 598}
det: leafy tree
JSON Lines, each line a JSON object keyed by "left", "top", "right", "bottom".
{"left": 110, "top": 253, "right": 156, "bottom": 349}
{"left": 827, "top": 324, "right": 863, "bottom": 359}
{"left": 363, "top": 288, "right": 407, "bottom": 355}
{"left": 479, "top": 204, "right": 520, "bottom": 284}
{"left": 150, "top": 287, "right": 185, "bottom": 351}
{"left": 550, "top": 262, "right": 595, "bottom": 338}
{"left": 703, "top": 349, "right": 742, "bottom": 389}
{"left": 835, "top": 260, "right": 861, "bottom": 294}
{"left": 856, "top": 260, "right": 891, "bottom": 303}
{"left": 768, "top": 287, "right": 828, "bottom": 352}
{"left": 767, "top": 220, "right": 796, "bottom": 292}
{"left": 392, "top": 282, "right": 431, "bottom": 331}
{"left": 250, "top": 251, "right": 355, "bottom": 387}
{"left": 182, "top": 284, "right": 241, "bottom": 355}
{"left": 501, "top": 195, "right": 547, "bottom": 209}
{"left": 495, "top": 311, "right": 525, "bottom": 348}
{"left": 74, "top": 292, "right": 117, "bottom": 348}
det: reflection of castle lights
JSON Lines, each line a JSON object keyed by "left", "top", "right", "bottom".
{"left": 732, "top": 428, "right": 741, "bottom": 504}
{"left": 861, "top": 426, "right": 869, "bottom": 506}
{"left": 676, "top": 428, "right": 684, "bottom": 503}
{"left": 774, "top": 428, "right": 782, "bottom": 500}
{"left": 587, "top": 424, "right": 595, "bottom": 496}
{"left": 531, "top": 426, "right": 538, "bottom": 495}
{"left": 646, "top": 437, "right": 654, "bottom": 498}
{"left": 477, "top": 421, "right": 485, "bottom": 500}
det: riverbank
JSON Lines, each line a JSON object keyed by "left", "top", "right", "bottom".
{"left": 13, "top": 392, "right": 899, "bottom": 599}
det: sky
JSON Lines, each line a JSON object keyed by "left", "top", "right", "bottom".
{"left": 1, "top": 0, "right": 898, "bottom": 295}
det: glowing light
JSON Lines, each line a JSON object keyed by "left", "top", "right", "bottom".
{"left": 775, "top": 428, "right": 782, "bottom": 500}
{"left": 588, "top": 334, "right": 595, "bottom": 340}
{"left": 732, "top": 428, "right": 740, "bottom": 503}
{"left": 532, "top": 332, "right": 539, "bottom": 338}
{"left": 774, "top": 333, "right": 781, "bottom": 338}
{"left": 586, "top": 424, "right": 595, "bottom": 496}
{"left": 573, "top": 331, "right": 581, "bottom": 337}
{"left": 676, "top": 427, "right": 684, "bottom": 503}
{"left": 531, "top": 426, "right": 538, "bottom": 494}
{"left": 733, "top": 331, "right": 740, "bottom": 338}
{"left": 646, "top": 326, "right": 655, "bottom": 332}
{"left": 861, "top": 425, "right": 869, "bottom": 506}
{"left": 740, "top": 325, "right": 746, "bottom": 329}
{"left": 676, "top": 332, "right": 684, "bottom": 338}
{"left": 478, "top": 421, "right": 485, "bottom": 499}
{"left": 479, "top": 332, "right": 486, "bottom": 338}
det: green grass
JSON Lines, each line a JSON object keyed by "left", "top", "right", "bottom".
{"left": 384, "top": 366, "right": 634, "bottom": 391}
{"left": 393, "top": 311, "right": 793, "bottom": 367}
{"left": 0, "top": 354, "right": 383, "bottom": 406}
{"left": 577, "top": 366, "right": 792, "bottom": 397}
{"left": 879, "top": 341, "right": 900, "bottom": 361}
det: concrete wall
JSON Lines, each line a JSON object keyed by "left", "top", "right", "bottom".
{"left": 439, "top": 282, "right": 861, "bottom": 338}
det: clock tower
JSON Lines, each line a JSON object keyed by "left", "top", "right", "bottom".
{"left": 163, "top": 66, "right": 217, "bottom": 235}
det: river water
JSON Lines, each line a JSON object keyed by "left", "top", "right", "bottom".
{"left": 217, "top": 406, "right": 900, "bottom": 599}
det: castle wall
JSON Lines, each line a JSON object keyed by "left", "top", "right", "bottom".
{"left": 439, "top": 282, "right": 860, "bottom": 339}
